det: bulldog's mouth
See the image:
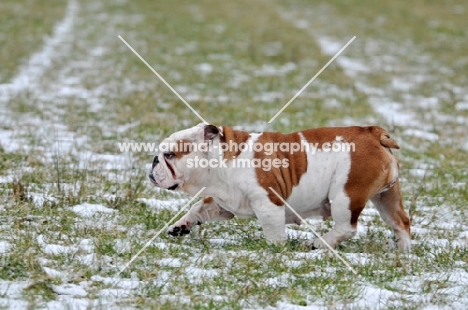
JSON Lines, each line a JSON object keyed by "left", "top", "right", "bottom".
{"left": 149, "top": 173, "right": 179, "bottom": 190}
{"left": 168, "top": 184, "right": 178, "bottom": 190}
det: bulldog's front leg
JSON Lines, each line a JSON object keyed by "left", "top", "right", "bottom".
{"left": 167, "top": 197, "right": 234, "bottom": 236}
{"left": 251, "top": 199, "right": 287, "bottom": 244}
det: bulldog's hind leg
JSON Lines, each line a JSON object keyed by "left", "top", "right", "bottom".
{"left": 308, "top": 192, "right": 364, "bottom": 249}
{"left": 371, "top": 180, "right": 411, "bottom": 250}
{"left": 168, "top": 197, "right": 234, "bottom": 236}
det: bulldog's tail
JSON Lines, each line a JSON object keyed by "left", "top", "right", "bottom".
{"left": 372, "top": 126, "right": 400, "bottom": 149}
{"left": 378, "top": 127, "right": 400, "bottom": 149}
{"left": 380, "top": 134, "right": 399, "bottom": 149}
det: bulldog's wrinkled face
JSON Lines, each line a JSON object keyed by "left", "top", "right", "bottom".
{"left": 149, "top": 123, "right": 220, "bottom": 191}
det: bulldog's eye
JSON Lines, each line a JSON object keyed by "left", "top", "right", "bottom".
{"left": 164, "top": 152, "right": 175, "bottom": 160}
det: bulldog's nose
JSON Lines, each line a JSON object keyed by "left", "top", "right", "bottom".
{"left": 152, "top": 155, "right": 159, "bottom": 169}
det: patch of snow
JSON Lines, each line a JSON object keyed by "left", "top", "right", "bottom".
{"left": 286, "top": 260, "right": 303, "bottom": 268}
{"left": 76, "top": 253, "right": 111, "bottom": 266}
{"left": 29, "top": 192, "right": 58, "bottom": 207}
{"left": 71, "top": 203, "right": 116, "bottom": 217}
{"left": 152, "top": 242, "right": 169, "bottom": 250}
{"left": 99, "top": 288, "right": 133, "bottom": 297}
{"left": 43, "top": 298, "right": 90, "bottom": 310}
{"left": 361, "top": 207, "right": 380, "bottom": 216}
{"left": 43, "top": 267, "right": 68, "bottom": 280}
{"left": 0, "top": 130, "right": 23, "bottom": 153}
{"left": 274, "top": 302, "right": 327, "bottom": 310}
{"left": 354, "top": 284, "right": 401, "bottom": 308}
{"left": 452, "top": 183, "right": 466, "bottom": 190}
{"left": 37, "top": 235, "right": 76, "bottom": 255}
{"left": 78, "top": 239, "right": 95, "bottom": 252}
{"left": 175, "top": 41, "right": 198, "bottom": 55}
{"left": 415, "top": 96, "right": 439, "bottom": 108}
{"left": 286, "top": 228, "right": 315, "bottom": 240}
{"left": 0, "top": 173, "right": 15, "bottom": 183}
{"left": 403, "top": 129, "right": 439, "bottom": 141}
{"left": 253, "top": 91, "right": 284, "bottom": 102}
{"left": 368, "top": 98, "right": 416, "bottom": 126}
{"left": 0, "top": 281, "right": 30, "bottom": 297}
{"left": 114, "top": 239, "right": 132, "bottom": 253}
{"left": 158, "top": 294, "right": 191, "bottom": 304}
{"left": 207, "top": 53, "right": 231, "bottom": 60}
{"left": 343, "top": 253, "right": 372, "bottom": 265}
{"left": 294, "top": 19, "right": 309, "bottom": 29}
{"left": 91, "top": 275, "right": 140, "bottom": 289}
{"left": 392, "top": 77, "right": 416, "bottom": 91}
{"left": 254, "top": 63, "right": 297, "bottom": 76}
{"left": 459, "top": 232, "right": 468, "bottom": 240}
{"left": 292, "top": 251, "right": 324, "bottom": 261}
{"left": 158, "top": 258, "right": 182, "bottom": 268}
{"left": 336, "top": 56, "right": 369, "bottom": 77}
{"left": 0, "top": 241, "right": 11, "bottom": 254}
{"left": 213, "top": 24, "right": 226, "bottom": 33}
{"left": 317, "top": 37, "right": 343, "bottom": 55}
{"left": 409, "top": 169, "right": 426, "bottom": 178}
{"left": 228, "top": 70, "right": 251, "bottom": 88}
{"left": 323, "top": 98, "right": 341, "bottom": 108}
{"left": 137, "top": 198, "right": 189, "bottom": 212}
{"left": 455, "top": 101, "right": 468, "bottom": 110}
{"left": 42, "top": 244, "right": 75, "bottom": 255}
{"left": 185, "top": 267, "right": 218, "bottom": 278}
{"left": 194, "top": 63, "right": 213, "bottom": 74}
{"left": 265, "top": 275, "right": 290, "bottom": 288}
{"left": 52, "top": 284, "right": 88, "bottom": 297}
{"left": 207, "top": 238, "right": 237, "bottom": 245}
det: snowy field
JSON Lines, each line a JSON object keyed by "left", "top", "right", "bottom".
{"left": 0, "top": 0, "right": 467, "bottom": 308}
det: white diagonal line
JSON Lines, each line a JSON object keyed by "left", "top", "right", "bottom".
{"left": 268, "top": 187, "right": 358, "bottom": 275}
{"left": 118, "top": 35, "right": 209, "bottom": 125}
{"left": 268, "top": 36, "right": 356, "bottom": 123}
{"left": 115, "top": 187, "right": 206, "bottom": 277}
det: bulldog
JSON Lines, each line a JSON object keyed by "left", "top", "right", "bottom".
{"left": 149, "top": 123, "right": 411, "bottom": 250}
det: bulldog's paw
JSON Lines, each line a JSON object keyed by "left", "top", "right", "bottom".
{"left": 307, "top": 237, "right": 335, "bottom": 250}
{"left": 167, "top": 224, "right": 191, "bottom": 236}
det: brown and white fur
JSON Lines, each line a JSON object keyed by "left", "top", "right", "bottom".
{"left": 149, "top": 123, "right": 411, "bottom": 250}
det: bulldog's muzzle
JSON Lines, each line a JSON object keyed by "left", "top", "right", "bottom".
{"left": 149, "top": 155, "right": 178, "bottom": 190}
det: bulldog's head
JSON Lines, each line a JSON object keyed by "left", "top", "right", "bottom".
{"left": 149, "top": 123, "right": 220, "bottom": 191}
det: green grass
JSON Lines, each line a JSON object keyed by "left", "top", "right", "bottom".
{"left": 0, "top": 0, "right": 68, "bottom": 83}
{"left": 0, "top": 0, "right": 467, "bottom": 308}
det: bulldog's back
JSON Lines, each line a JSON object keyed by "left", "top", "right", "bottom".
{"left": 249, "top": 126, "right": 400, "bottom": 211}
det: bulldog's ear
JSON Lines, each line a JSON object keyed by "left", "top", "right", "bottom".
{"left": 204, "top": 124, "right": 219, "bottom": 141}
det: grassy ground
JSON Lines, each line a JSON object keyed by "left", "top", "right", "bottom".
{"left": 0, "top": 0, "right": 68, "bottom": 83}
{"left": 0, "top": 0, "right": 467, "bottom": 308}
